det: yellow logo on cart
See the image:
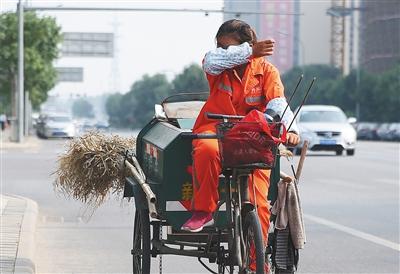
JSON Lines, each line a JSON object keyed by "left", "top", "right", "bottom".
{"left": 181, "top": 182, "right": 193, "bottom": 201}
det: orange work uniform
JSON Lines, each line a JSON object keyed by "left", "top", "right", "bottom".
{"left": 191, "top": 57, "right": 285, "bottom": 246}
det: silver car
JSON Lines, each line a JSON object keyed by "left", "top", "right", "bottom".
{"left": 36, "top": 113, "right": 76, "bottom": 139}
{"left": 294, "top": 105, "right": 357, "bottom": 156}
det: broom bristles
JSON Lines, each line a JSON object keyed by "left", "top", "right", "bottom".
{"left": 54, "top": 131, "right": 136, "bottom": 207}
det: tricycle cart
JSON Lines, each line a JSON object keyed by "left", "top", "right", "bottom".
{"left": 124, "top": 93, "right": 302, "bottom": 274}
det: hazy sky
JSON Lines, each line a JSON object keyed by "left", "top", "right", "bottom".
{"left": 1, "top": 0, "right": 226, "bottom": 97}
{"left": 1, "top": 0, "right": 335, "bottom": 97}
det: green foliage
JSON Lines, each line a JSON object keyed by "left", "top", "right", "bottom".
{"left": 281, "top": 65, "right": 342, "bottom": 109}
{"left": 128, "top": 74, "right": 172, "bottom": 127}
{"left": 370, "top": 65, "right": 400, "bottom": 122}
{"left": 106, "top": 63, "right": 399, "bottom": 128}
{"left": 106, "top": 74, "right": 172, "bottom": 128}
{"left": 72, "top": 98, "right": 95, "bottom": 118}
{"left": 0, "top": 11, "right": 62, "bottom": 113}
{"left": 171, "top": 63, "right": 208, "bottom": 94}
{"left": 105, "top": 93, "right": 124, "bottom": 127}
{"left": 282, "top": 64, "right": 400, "bottom": 122}
{"left": 106, "top": 64, "right": 208, "bottom": 128}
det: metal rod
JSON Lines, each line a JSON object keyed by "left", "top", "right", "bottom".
{"left": 280, "top": 74, "right": 304, "bottom": 122}
{"left": 17, "top": 0, "right": 24, "bottom": 143}
{"left": 152, "top": 241, "right": 216, "bottom": 258}
{"left": 162, "top": 240, "right": 208, "bottom": 248}
{"left": 124, "top": 159, "right": 158, "bottom": 218}
{"left": 206, "top": 112, "right": 244, "bottom": 120}
{"left": 287, "top": 77, "right": 316, "bottom": 132}
{"left": 181, "top": 132, "right": 218, "bottom": 139}
{"left": 131, "top": 156, "right": 146, "bottom": 181}
{"left": 25, "top": 6, "right": 303, "bottom": 16}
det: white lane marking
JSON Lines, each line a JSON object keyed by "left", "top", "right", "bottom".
{"left": 374, "top": 178, "right": 399, "bottom": 186}
{"left": 304, "top": 214, "right": 400, "bottom": 252}
{"left": 0, "top": 197, "right": 8, "bottom": 214}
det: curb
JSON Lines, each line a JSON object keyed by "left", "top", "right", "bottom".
{"left": 8, "top": 195, "right": 38, "bottom": 274}
{"left": 0, "top": 136, "right": 40, "bottom": 150}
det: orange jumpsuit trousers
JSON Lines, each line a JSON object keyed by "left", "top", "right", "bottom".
{"left": 191, "top": 128, "right": 271, "bottom": 247}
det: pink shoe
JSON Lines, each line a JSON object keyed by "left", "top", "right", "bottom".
{"left": 181, "top": 211, "right": 214, "bottom": 232}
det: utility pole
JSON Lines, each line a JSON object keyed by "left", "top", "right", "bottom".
{"left": 17, "top": 0, "right": 24, "bottom": 142}
{"left": 293, "top": 0, "right": 301, "bottom": 67}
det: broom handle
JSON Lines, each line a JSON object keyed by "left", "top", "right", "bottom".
{"left": 296, "top": 140, "right": 309, "bottom": 182}
{"left": 279, "top": 141, "right": 308, "bottom": 183}
{"left": 125, "top": 160, "right": 158, "bottom": 218}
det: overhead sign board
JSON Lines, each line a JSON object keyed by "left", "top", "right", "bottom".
{"left": 62, "top": 32, "right": 114, "bottom": 57}
{"left": 56, "top": 67, "right": 84, "bottom": 82}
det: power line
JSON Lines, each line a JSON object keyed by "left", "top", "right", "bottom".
{"left": 24, "top": 6, "right": 303, "bottom": 16}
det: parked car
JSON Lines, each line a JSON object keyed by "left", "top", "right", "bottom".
{"left": 293, "top": 105, "right": 357, "bottom": 156}
{"left": 376, "top": 123, "right": 393, "bottom": 141}
{"left": 356, "top": 122, "right": 379, "bottom": 140}
{"left": 36, "top": 113, "right": 76, "bottom": 139}
{"left": 94, "top": 121, "right": 110, "bottom": 132}
{"left": 387, "top": 123, "right": 400, "bottom": 141}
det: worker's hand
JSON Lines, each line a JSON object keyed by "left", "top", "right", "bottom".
{"left": 286, "top": 132, "right": 300, "bottom": 147}
{"left": 252, "top": 39, "right": 275, "bottom": 58}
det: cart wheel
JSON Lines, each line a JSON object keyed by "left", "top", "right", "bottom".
{"left": 132, "top": 209, "right": 151, "bottom": 274}
{"left": 241, "top": 211, "right": 265, "bottom": 274}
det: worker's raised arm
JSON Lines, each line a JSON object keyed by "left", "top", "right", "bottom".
{"left": 203, "top": 40, "right": 275, "bottom": 75}
{"left": 203, "top": 42, "right": 252, "bottom": 75}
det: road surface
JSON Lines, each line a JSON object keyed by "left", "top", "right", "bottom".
{"left": 1, "top": 135, "right": 399, "bottom": 273}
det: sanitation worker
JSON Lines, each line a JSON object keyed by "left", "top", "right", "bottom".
{"left": 181, "top": 19, "right": 300, "bottom": 270}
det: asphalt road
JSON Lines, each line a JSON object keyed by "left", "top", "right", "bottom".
{"left": 1, "top": 135, "right": 399, "bottom": 273}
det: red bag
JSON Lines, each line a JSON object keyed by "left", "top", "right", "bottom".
{"left": 218, "top": 110, "right": 287, "bottom": 169}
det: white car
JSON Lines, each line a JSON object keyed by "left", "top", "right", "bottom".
{"left": 36, "top": 113, "right": 76, "bottom": 139}
{"left": 294, "top": 105, "right": 357, "bottom": 156}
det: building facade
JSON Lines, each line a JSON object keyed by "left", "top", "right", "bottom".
{"left": 224, "top": 0, "right": 300, "bottom": 73}
{"left": 359, "top": 0, "right": 400, "bottom": 73}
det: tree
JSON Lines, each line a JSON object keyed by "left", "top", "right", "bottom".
{"left": 106, "top": 74, "right": 172, "bottom": 128}
{"left": 72, "top": 98, "right": 95, "bottom": 118}
{"left": 0, "top": 11, "right": 62, "bottom": 114}
{"left": 369, "top": 65, "right": 400, "bottom": 122}
{"left": 105, "top": 93, "right": 124, "bottom": 127}
{"left": 282, "top": 64, "right": 400, "bottom": 122}
{"left": 128, "top": 74, "right": 172, "bottom": 127}
{"left": 281, "top": 65, "right": 342, "bottom": 110}
{"left": 171, "top": 64, "right": 208, "bottom": 94}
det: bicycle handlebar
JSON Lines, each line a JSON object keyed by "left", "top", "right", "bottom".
{"left": 181, "top": 132, "right": 218, "bottom": 139}
{"left": 206, "top": 112, "right": 244, "bottom": 120}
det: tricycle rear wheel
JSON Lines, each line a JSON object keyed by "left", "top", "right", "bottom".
{"left": 132, "top": 209, "right": 151, "bottom": 274}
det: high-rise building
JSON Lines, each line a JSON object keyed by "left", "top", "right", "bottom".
{"left": 224, "top": 0, "right": 300, "bottom": 73}
{"left": 359, "top": 0, "right": 400, "bottom": 73}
